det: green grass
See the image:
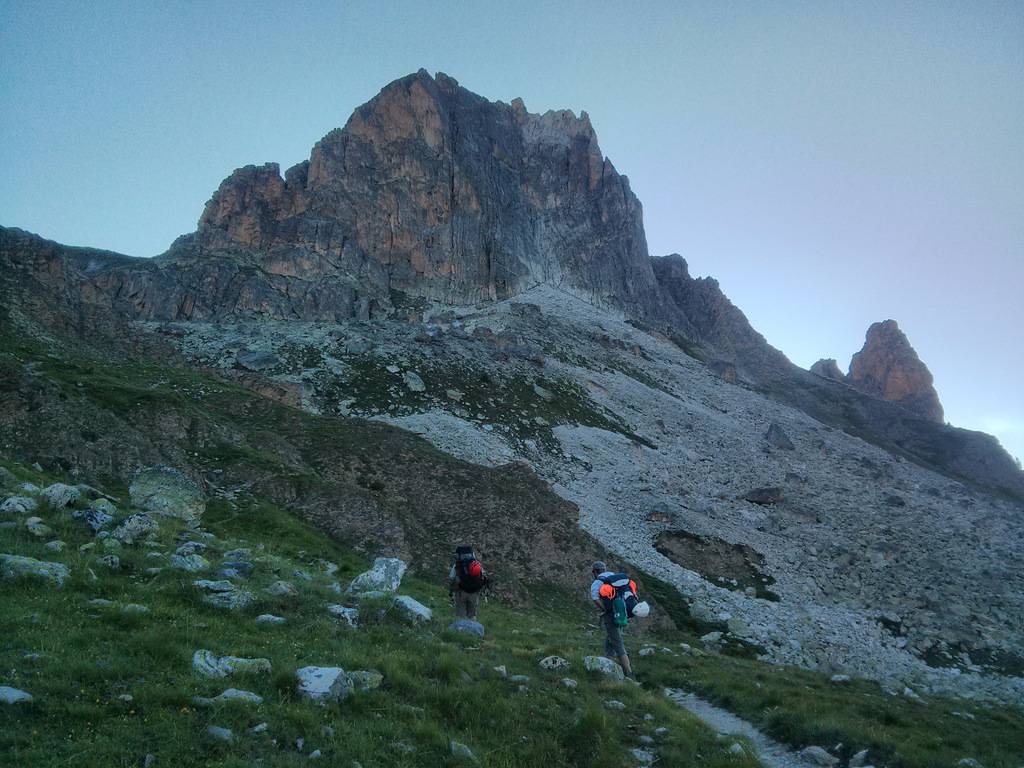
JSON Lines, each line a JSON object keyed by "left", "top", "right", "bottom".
{"left": 2, "top": 463, "right": 1023, "bottom": 768}
{"left": 0, "top": 467, "right": 757, "bottom": 768}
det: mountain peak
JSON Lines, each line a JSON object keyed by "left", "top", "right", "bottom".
{"left": 847, "top": 319, "right": 944, "bottom": 422}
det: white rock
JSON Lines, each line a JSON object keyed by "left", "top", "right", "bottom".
{"left": 171, "top": 554, "right": 210, "bottom": 572}
{"left": 849, "top": 749, "right": 870, "bottom": 768}
{"left": 604, "top": 699, "right": 626, "bottom": 710}
{"left": 583, "top": 655, "right": 625, "bottom": 681}
{"left": 393, "top": 595, "right": 432, "bottom": 624}
{"left": 539, "top": 655, "right": 569, "bottom": 670}
{"left": 1, "top": 554, "right": 70, "bottom": 586}
{"left": 296, "top": 666, "right": 351, "bottom": 703}
{"left": 327, "top": 604, "right": 360, "bottom": 628}
{"left": 193, "top": 649, "right": 272, "bottom": 678}
{"left": 1, "top": 496, "right": 37, "bottom": 516}
{"left": 0, "top": 686, "right": 33, "bottom": 704}
{"left": 830, "top": 674, "right": 851, "bottom": 683}
{"left": 256, "top": 614, "right": 286, "bottom": 625}
{"left": 40, "top": 483, "right": 81, "bottom": 509}
{"left": 560, "top": 678, "right": 578, "bottom": 689}
{"left": 346, "top": 557, "right": 408, "bottom": 595}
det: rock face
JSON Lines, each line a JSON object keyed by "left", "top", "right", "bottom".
{"left": 194, "top": 70, "right": 658, "bottom": 316}
{"left": 847, "top": 320, "right": 944, "bottom": 423}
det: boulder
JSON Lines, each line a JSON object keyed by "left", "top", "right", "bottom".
{"left": 448, "top": 619, "right": 485, "bottom": 638}
{"left": 583, "top": 655, "right": 625, "bottom": 681}
{"left": 193, "top": 579, "right": 255, "bottom": 610}
{"left": 78, "top": 507, "right": 115, "bottom": 533}
{"left": 1, "top": 496, "right": 37, "bottom": 516}
{"left": 560, "top": 678, "right": 578, "bottom": 689}
{"left": 129, "top": 466, "right": 205, "bottom": 521}
{"left": 171, "top": 554, "right": 210, "bottom": 572}
{"left": 1, "top": 554, "right": 70, "bottom": 586}
{"left": 403, "top": 371, "right": 426, "bottom": 392}
{"left": 742, "top": 487, "right": 784, "bottom": 505}
{"left": 296, "top": 666, "right": 351, "bottom": 703}
{"left": 604, "top": 699, "right": 626, "bottom": 710}
{"left": 0, "top": 686, "right": 33, "bottom": 704}
{"left": 764, "top": 423, "right": 795, "bottom": 450}
{"left": 255, "top": 614, "right": 286, "bottom": 625}
{"left": 347, "top": 557, "right": 408, "bottom": 595}
{"left": 25, "top": 517, "right": 53, "bottom": 538}
{"left": 393, "top": 595, "right": 432, "bottom": 624}
{"left": 327, "top": 604, "right": 360, "bottom": 628}
{"left": 539, "top": 656, "right": 569, "bottom": 670}
{"left": 110, "top": 513, "right": 159, "bottom": 544}
{"left": 265, "top": 580, "right": 298, "bottom": 597}
{"left": 450, "top": 741, "right": 479, "bottom": 764}
{"left": 192, "top": 649, "right": 272, "bottom": 678}
{"left": 40, "top": 483, "right": 81, "bottom": 509}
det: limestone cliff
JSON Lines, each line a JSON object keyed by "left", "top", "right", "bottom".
{"left": 847, "top": 320, "right": 944, "bottom": 423}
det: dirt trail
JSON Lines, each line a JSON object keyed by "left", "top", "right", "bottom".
{"left": 664, "top": 687, "right": 818, "bottom": 768}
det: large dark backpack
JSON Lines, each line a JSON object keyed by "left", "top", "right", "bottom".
{"left": 599, "top": 572, "right": 640, "bottom": 626}
{"left": 454, "top": 545, "right": 486, "bottom": 594}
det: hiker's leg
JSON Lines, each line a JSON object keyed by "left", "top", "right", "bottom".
{"left": 466, "top": 591, "right": 479, "bottom": 620}
{"left": 454, "top": 589, "right": 468, "bottom": 618}
{"left": 619, "top": 654, "right": 633, "bottom": 677}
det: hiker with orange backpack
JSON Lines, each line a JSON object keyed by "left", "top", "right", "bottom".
{"left": 590, "top": 561, "right": 649, "bottom": 680}
{"left": 449, "top": 545, "right": 488, "bottom": 620}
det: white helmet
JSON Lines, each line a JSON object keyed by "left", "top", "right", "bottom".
{"left": 632, "top": 601, "right": 650, "bottom": 618}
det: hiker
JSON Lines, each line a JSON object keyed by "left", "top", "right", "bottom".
{"left": 449, "top": 545, "right": 487, "bottom": 619}
{"left": 590, "top": 560, "right": 641, "bottom": 679}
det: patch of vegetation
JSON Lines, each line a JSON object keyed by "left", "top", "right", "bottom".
{"left": 637, "top": 644, "right": 1024, "bottom": 768}
{"left": 316, "top": 354, "right": 656, "bottom": 452}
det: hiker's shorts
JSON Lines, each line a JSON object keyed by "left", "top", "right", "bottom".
{"left": 602, "top": 612, "right": 626, "bottom": 657}
{"left": 454, "top": 588, "right": 480, "bottom": 619}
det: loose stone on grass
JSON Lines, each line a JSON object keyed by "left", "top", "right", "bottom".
{"left": 583, "top": 655, "right": 625, "bottom": 681}
{"left": 448, "top": 619, "right": 484, "bottom": 637}
{"left": 296, "top": 666, "right": 351, "bottom": 703}
{"left": 1, "top": 554, "right": 70, "bottom": 586}
{"left": 0, "top": 686, "right": 33, "bottom": 704}
{"left": 393, "top": 595, "right": 432, "bottom": 624}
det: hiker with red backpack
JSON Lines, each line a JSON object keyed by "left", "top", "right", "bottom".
{"left": 449, "top": 545, "right": 488, "bottom": 620}
{"left": 590, "top": 560, "right": 650, "bottom": 680}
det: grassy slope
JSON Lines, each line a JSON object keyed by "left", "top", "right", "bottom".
{"left": 0, "top": 462, "right": 755, "bottom": 768}
{"left": 1, "top": 461, "right": 1022, "bottom": 768}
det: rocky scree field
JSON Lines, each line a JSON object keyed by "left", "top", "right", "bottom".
{"left": 148, "top": 284, "right": 1024, "bottom": 707}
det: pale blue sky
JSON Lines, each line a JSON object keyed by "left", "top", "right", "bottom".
{"left": 2, "top": 1, "right": 1022, "bottom": 461}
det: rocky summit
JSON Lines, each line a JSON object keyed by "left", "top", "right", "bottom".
{"left": 2, "top": 68, "right": 1024, "bottom": 752}
{"left": 847, "top": 320, "right": 945, "bottom": 423}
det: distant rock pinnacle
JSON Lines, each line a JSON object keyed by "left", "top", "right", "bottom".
{"left": 847, "top": 320, "right": 944, "bottom": 423}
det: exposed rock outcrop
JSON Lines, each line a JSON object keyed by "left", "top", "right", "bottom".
{"left": 847, "top": 320, "right": 944, "bottom": 423}
{"left": 810, "top": 358, "right": 845, "bottom": 381}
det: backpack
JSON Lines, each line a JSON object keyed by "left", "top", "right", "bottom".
{"left": 599, "top": 572, "right": 640, "bottom": 626}
{"left": 454, "top": 545, "right": 487, "bottom": 594}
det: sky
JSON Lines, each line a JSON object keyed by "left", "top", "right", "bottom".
{"left": 1, "top": 1, "right": 1022, "bottom": 461}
